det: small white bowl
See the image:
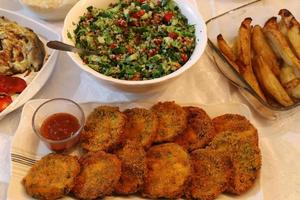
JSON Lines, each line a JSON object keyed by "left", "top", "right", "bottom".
{"left": 19, "top": 0, "right": 78, "bottom": 21}
{"left": 62, "top": 0, "right": 207, "bottom": 92}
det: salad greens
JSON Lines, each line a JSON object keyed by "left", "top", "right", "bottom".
{"left": 73, "top": 0, "right": 196, "bottom": 80}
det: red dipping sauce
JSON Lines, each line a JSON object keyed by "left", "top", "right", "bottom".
{"left": 40, "top": 113, "right": 81, "bottom": 151}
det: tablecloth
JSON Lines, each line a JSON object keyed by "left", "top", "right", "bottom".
{"left": 0, "top": 0, "right": 300, "bottom": 199}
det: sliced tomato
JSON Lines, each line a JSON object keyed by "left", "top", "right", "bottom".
{"left": 0, "top": 95, "right": 12, "bottom": 112}
{"left": 163, "top": 11, "right": 173, "bottom": 22}
{"left": 0, "top": 75, "right": 27, "bottom": 94}
{"left": 132, "top": 10, "right": 146, "bottom": 18}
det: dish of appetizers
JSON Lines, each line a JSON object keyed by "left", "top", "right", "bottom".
{"left": 9, "top": 99, "right": 261, "bottom": 200}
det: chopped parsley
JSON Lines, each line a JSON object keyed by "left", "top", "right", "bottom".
{"left": 73, "top": 0, "right": 196, "bottom": 80}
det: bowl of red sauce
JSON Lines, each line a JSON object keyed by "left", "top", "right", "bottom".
{"left": 32, "top": 98, "right": 85, "bottom": 152}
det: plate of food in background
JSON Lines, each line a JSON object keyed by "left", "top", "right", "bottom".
{"left": 206, "top": 0, "right": 300, "bottom": 120}
{"left": 0, "top": 8, "right": 60, "bottom": 120}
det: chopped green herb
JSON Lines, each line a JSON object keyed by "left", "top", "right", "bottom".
{"left": 73, "top": 0, "right": 196, "bottom": 80}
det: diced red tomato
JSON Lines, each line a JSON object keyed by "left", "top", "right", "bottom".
{"left": 168, "top": 32, "right": 178, "bottom": 39}
{"left": 181, "top": 53, "right": 188, "bottom": 63}
{"left": 157, "top": 0, "right": 161, "bottom": 5}
{"left": 117, "top": 19, "right": 127, "bottom": 27}
{"left": 110, "top": 43, "right": 117, "bottom": 49}
{"left": 0, "top": 75, "right": 27, "bottom": 94}
{"left": 132, "top": 10, "right": 146, "bottom": 18}
{"left": 148, "top": 49, "right": 157, "bottom": 57}
{"left": 127, "top": 46, "right": 134, "bottom": 54}
{"left": 153, "top": 38, "right": 162, "bottom": 46}
{"left": 138, "top": 0, "right": 146, "bottom": 3}
{"left": 131, "top": 73, "right": 141, "bottom": 80}
{"left": 0, "top": 95, "right": 12, "bottom": 112}
{"left": 163, "top": 11, "right": 173, "bottom": 22}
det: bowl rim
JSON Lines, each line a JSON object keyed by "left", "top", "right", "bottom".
{"left": 62, "top": 0, "right": 207, "bottom": 86}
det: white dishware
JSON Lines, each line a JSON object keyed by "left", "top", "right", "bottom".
{"left": 0, "top": 8, "right": 60, "bottom": 120}
{"left": 18, "top": 0, "right": 78, "bottom": 21}
{"left": 62, "top": 0, "right": 207, "bottom": 93}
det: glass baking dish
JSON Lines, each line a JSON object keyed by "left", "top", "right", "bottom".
{"left": 206, "top": 0, "right": 300, "bottom": 120}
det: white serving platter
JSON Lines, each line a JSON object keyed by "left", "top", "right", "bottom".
{"left": 0, "top": 8, "right": 60, "bottom": 120}
{"left": 7, "top": 99, "right": 266, "bottom": 200}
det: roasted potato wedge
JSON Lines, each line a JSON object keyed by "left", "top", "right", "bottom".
{"left": 217, "top": 34, "right": 240, "bottom": 73}
{"left": 263, "top": 17, "right": 300, "bottom": 70}
{"left": 237, "top": 18, "right": 266, "bottom": 101}
{"left": 252, "top": 25, "right": 281, "bottom": 77}
{"left": 278, "top": 9, "right": 300, "bottom": 59}
{"left": 280, "top": 63, "right": 300, "bottom": 100}
{"left": 253, "top": 56, "right": 294, "bottom": 107}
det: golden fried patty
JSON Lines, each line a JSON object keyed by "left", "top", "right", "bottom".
{"left": 151, "top": 102, "right": 187, "bottom": 143}
{"left": 212, "top": 114, "right": 258, "bottom": 145}
{"left": 208, "top": 131, "right": 262, "bottom": 195}
{"left": 186, "top": 149, "right": 232, "bottom": 200}
{"left": 80, "top": 106, "right": 127, "bottom": 152}
{"left": 174, "top": 106, "right": 216, "bottom": 151}
{"left": 114, "top": 141, "right": 147, "bottom": 194}
{"left": 123, "top": 108, "right": 158, "bottom": 149}
{"left": 22, "top": 154, "right": 80, "bottom": 200}
{"left": 72, "top": 151, "right": 121, "bottom": 200}
{"left": 143, "top": 143, "right": 191, "bottom": 198}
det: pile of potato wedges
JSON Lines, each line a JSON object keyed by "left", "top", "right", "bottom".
{"left": 217, "top": 9, "right": 300, "bottom": 107}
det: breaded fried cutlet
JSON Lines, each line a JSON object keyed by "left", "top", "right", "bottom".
{"left": 114, "top": 141, "right": 147, "bottom": 195}
{"left": 80, "top": 106, "right": 127, "bottom": 152}
{"left": 174, "top": 106, "right": 216, "bottom": 151}
{"left": 212, "top": 114, "right": 258, "bottom": 145}
{"left": 186, "top": 149, "right": 232, "bottom": 200}
{"left": 151, "top": 102, "right": 187, "bottom": 143}
{"left": 22, "top": 154, "right": 80, "bottom": 200}
{"left": 208, "top": 131, "right": 262, "bottom": 195}
{"left": 143, "top": 143, "right": 191, "bottom": 199}
{"left": 72, "top": 151, "right": 121, "bottom": 200}
{"left": 123, "top": 108, "right": 158, "bottom": 149}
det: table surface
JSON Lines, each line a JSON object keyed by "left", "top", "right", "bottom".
{"left": 0, "top": 0, "right": 300, "bottom": 199}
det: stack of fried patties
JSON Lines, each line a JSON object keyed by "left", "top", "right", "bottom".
{"left": 22, "top": 101, "right": 261, "bottom": 200}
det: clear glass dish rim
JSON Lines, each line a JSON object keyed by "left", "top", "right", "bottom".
{"left": 205, "top": 0, "right": 300, "bottom": 112}
{"left": 32, "top": 98, "right": 85, "bottom": 144}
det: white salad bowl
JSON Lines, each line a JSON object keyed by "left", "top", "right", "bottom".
{"left": 62, "top": 0, "right": 207, "bottom": 92}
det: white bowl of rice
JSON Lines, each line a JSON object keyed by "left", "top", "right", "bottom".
{"left": 19, "top": 0, "right": 78, "bottom": 21}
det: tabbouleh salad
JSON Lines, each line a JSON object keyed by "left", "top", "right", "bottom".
{"left": 71, "top": 0, "right": 196, "bottom": 80}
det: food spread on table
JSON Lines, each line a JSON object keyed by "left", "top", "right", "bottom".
{"left": 217, "top": 9, "right": 300, "bottom": 108}
{"left": 71, "top": 0, "right": 196, "bottom": 80}
{"left": 22, "top": 101, "right": 262, "bottom": 200}
{"left": 0, "top": 16, "right": 45, "bottom": 112}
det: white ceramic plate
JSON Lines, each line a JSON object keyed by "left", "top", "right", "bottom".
{"left": 0, "top": 8, "right": 60, "bottom": 120}
{"left": 7, "top": 99, "right": 264, "bottom": 200}
{"left": 62, "top": 0, "right": 207, "bottom": 92}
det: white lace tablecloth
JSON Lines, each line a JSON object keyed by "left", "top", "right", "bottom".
{"left": 0, "top": 0, "right": 299, "bottom": 199}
